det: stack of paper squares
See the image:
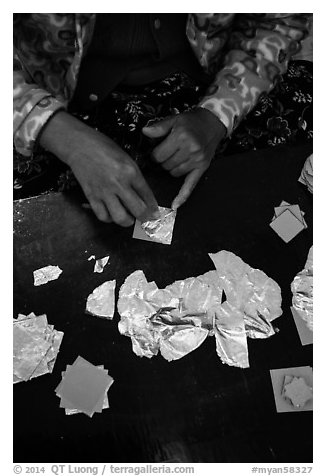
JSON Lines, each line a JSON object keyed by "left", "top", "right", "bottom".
{"left": 13, "top": 312, "right": 64, "bottom": 383}
{"left": 270, "top": 201, "right": 307, "bottom": 243}
{"left": 55, "top": 356, "right": 114, "bottom": 416}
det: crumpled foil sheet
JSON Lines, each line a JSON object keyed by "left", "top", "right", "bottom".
{"left": 33, "top": 265, "right": 62, "bottom": 286}
{"left": 13, "top": 312, "right": 64, "bottom": 383}
{"left": 86, "top": 280, "right": 116, "bottom": 318}
{"left": 117, "top": 250, "right": 282, "bottom": 368}
{"left": 141, "top": 206, "right": 176, "bottom": 245}
{"left": 291, "top": 246, "right": 313, "bottom": 331}
{"left": 298, "top": 154, "right": 313, "bottom": 193}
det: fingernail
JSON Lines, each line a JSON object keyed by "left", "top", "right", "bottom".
{"left": 152, "top": 209, "right": 161, "bottom": 219}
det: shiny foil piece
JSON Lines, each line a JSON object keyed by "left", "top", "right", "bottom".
{"left": 291, "top": 246, "right": 313, "bottom": 331}
{"left": 13, "top": 312, "right": 64, "bottom": 383}
{"left": 33, "top": 265, "right": 62, "bottom": 286}
{"left": 298, "top": 154, "right": 313, "bottom": 193}
{"left": 94, "top": 255, "right": 110, "bottom": 273}
{"left": 141, "top": 206, "right": 176, "bottom": 245}
{"left": 282, "top": 375, "right": 313, "bottom": 408}
{"left": 117, "top": 251, "right": 282, "bottom": 368}
{"left": 86, "top": 280, "right": 116, "bottom": 318}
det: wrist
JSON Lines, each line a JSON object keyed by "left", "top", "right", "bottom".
{"left": 196, "top": 106, "right": 227, "bottom": 140}
{"left": 39, "top": 111, "right": 90, "bottom": 167}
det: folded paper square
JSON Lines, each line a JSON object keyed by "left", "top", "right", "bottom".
{"left": 55, "top": 356, "right": 114, "bottom": 417}
{"left": 270, "top": 209, "right": 305, "bottom": 243}
{"left": 270, "top": 366, "right": 313, "bottom": 412}
{"left": 133, "top": 206, "right": 176, "bottom": 245}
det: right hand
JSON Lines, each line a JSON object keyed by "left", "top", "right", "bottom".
{"left": 40, "top": 112, "right": 159, "bottom": 226}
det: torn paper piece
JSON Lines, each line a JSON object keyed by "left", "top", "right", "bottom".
{"left": 86, "top": 280, "right": 116, "bottom": 318}
{"left": 291, "top": 246, "right": 313, "bottom": 331}
{"left": 33, "top": 265, "right": 63, "bottom": 286}
{"left": 13, "top": 313, "right": 63, "bottom": 383}
{"left": 270, "top": 209, "right": 305, "bottom": 243}
{"left": 298, "top": 154, "right": 313, "bottom": 193}
{"left": 133, "top": 206, "right": 177, "bottom": 245}
{"left": 117, "top": 251, "right": 282, "bottom": 368}
{"left": 270, "top": 366, "right": 313, "bottom": 413}
{"left": 55, "top": 356, "right": 113, "bottom": 417}
{"left": 94, "top": 256, "right": 110, "bottom": 273}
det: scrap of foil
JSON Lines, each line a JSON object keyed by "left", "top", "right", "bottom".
{"left": 141, "top": 206, "right": 176, "bottom": 245}
{"left": 33, "top": 265, "right": 63, "bottom": 286}
{"left": 94, "top": 255, "right": 110, "bottom": 273}
{"left": 117, "top": 251, "right": 282, "bottom": 368}
{"left": 13, "top": 312, "right": 64, "bottom": 383}
{"left": 86, "top": 280, "right": 116, "bottom": 318}
{"left": 291, "top": 246, "right": 313, "bottom": 331}
{"left": 298, "top": 154, "right": 313, "bottom": 193}
{"left": 282, "top": 375, "right": 313, "bottom": 408}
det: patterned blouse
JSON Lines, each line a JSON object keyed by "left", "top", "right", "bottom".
{"left": 13, "top": 13, "right": 311, "bottom": 157}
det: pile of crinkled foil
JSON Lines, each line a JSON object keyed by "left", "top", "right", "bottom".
{"left": 117, "top": 250, "right": 282, "bottom": 368}
{"left": 291, "top": 246, "right": 313, "bottom": 331}
{"left": 13, "top": 312, "right": 64, "bottom": 383}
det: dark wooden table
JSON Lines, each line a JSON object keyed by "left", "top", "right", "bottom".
{"left": 13, "top": 143, "right": 313, "bottom": 463}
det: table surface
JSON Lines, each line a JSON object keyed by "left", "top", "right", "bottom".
{"left": 13, "top": 143, "right": 313, "bottom": 463}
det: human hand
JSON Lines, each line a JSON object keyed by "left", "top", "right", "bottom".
{"left": 142, "top": 108, "right": 226, "bottom": 209}
{"left": 40, "top": 112, "right": 159, "bottom": 226}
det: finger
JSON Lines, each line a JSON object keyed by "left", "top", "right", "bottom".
{"left": 151, "top": 131, "right": 180, "bottom": 163}
{"left": 162, "top": 148, "right": 191, "bottom": 171}
{"left": 170, "top": 160, "right": 196, "bottom": 177}
{"left": 142, "top": 116, "right": 176, "bottom": 139}
{"left": 171, "top": 168, "right": 204, "bottom": 210}
{"left": 119, "top": 187, "right": 149, "bottom": 221}
{"left": 89, "top": 199, "right": 112, "bottom": 223}
{"left": 132, "top": 174, "right": 160, "bottom": 220}
{"left": 105, "top": 195, "right": 135, "bottom": 227}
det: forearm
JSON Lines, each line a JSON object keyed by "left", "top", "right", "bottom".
{"left": 13, "top": 64, "right": 66, "bottom": 157}
{"left": 199, "top": 13, "right": 312, "bottom": 136}
{"left": 39, "top": 111, "right": 98, "bottom": 167}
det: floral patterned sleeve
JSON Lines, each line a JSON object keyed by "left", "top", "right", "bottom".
{"left": 195, "top": 13, "right": 312, "bottom": 136}
{"left": 13, "top": 51, "right": 67, "bottom": 157}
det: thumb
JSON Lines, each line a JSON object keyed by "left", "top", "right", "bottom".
{"left": 171, "top": 168, "right": 203, "bottom": 210}
{"left": 142, "top": 116, "right": 176, "bottom": 138}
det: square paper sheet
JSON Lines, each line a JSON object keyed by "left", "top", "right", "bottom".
{"left": 55, "top": 356, "right": 113, "bottom": 417}
{"left": 270, "top": 366, "right": 313, "bottom": 413}
{"left": 270, "top": 209, "right": 305, "bottom": 243}
{"left": 133, "top": 206, "right": 176, "bottom": 245}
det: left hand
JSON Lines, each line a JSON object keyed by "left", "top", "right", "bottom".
{"left": 142, "top": 108, "right": 226, "bottom": 209}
